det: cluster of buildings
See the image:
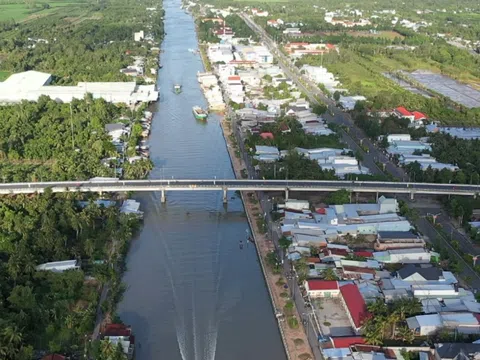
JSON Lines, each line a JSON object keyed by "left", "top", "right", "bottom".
{"left": 284, "top": 42, "right": 338, "bottom": 58}
{"left": 324, "top": 11, "right": 372, "bottom": 28}
{"left": 197, "top": 72, "right": 225, "bottom": 111}
{"left": 276, "top": 196, "right": 480, "bottom": 356}
{"left": 103, "top": 110, "right": 152, "bottom": 172}
{"left": 426, "top": 123, "right": 480, "bottom": 140}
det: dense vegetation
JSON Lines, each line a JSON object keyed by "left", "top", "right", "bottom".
{"left": 0, "top": 191, "right": 141, "bottom": 358}
{"left": 244, "top": 117, "right": 342, "bottom": 151}
{"left": 363, "top": 298, "right": 421, "bottom": 345}
{"left": 0, "top": 0, "right": 161, "bottom": 358}
{"left": 0, "top": 0, "right": 164, "bottom": 84}
{"left": 0, "top": 96, "right": 152, "bottom": 182}
{"left": 197, "top": 13, "right": 258, "bottom": 43}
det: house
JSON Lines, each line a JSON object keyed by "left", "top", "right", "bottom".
{"left": 340, "top": 284, "right": 369, "bottom": 333}
{"left": 375, "top": 231, "right": 425, "bottom": 250}
{"left": 434, "top": 343, "right": 480, "bottom": 360}
{"left": 397, "top": 264, "right": 443, "bottom": 282}
{"left": 329, "top": 337, "right": 366, "bottom": 349}
{"left": 283, "top": 28, "right": 301, "bottom": 35}
{"left": 105, "top": 123, "right": 129, "bottom": 143}
{"left": 373, "top": 248, "right": 432, "bottom": 264}
{"left": 36, "top": 260, "right": 80, "bottom": 272}
{"left": 393, "top": 106, "right": 427, "bottom": 125}
{"left": 103, "top": 324, "right": 135, "bottom": 359}
{"left": 407, "top": 313, "right": 480, "bottom": 336}
{"left": 305, "top": 280, "right": 339, "bottom": 297}
{"left": 260, "top": 132, "right": 274, "bottom": 140}
{"left": 386, "top": 134, "right": 411, "bottom": 143}
{"left": 134, "top": 30, "right": 144, "bottom": 42}
{"left": 120, "top": 200, "right": 143, "bottom": 218}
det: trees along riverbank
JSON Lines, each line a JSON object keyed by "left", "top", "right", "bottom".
{"left": 0, "top": 0, "right": 164, "bottom": 358}
{"left": 0, "top": 190, "right": 141, "bottom": 359}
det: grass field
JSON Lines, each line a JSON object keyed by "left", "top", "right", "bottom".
{"left": 0, "top": 1, "right": 81, "bottom": 22}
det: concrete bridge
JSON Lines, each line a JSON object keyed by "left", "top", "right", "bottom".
{"left": 0, "top": 179, "right": 478, "bottom": 203}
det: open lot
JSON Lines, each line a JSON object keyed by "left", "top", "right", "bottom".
{"left": 407, "top": 70, "right": 480, "bottom": 109}
{"left": 0, "top": 1, "right": 81, "bottom": 22}
{"left": 348, "top": 30, "right": 404, "bottom": 40}
{"left": 312, "top": 297, "right": 355, "bottom": 337}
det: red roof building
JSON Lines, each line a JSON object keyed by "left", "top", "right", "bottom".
{"left": 305, "top": 280, "right": 340, "bottom": 297}
{"left": 260, "top": 132, "right": 274, "bottom": 140}
{"left": 395, "top": 106, "right": 412, "bottom": 117}
{"left": 340, "top": 284, "right": 369, "bottom": 332}
{"left": 412, "top": 111, "right": 427, "bottom": 121}
{"left": 306, "top": 256, "right": 321, "bottom": 264}
{"left": 331, "top": 336, "right": 366, "bottom": 348}
{"left": 353, "top": 251, "right": 373, "bottom": 258}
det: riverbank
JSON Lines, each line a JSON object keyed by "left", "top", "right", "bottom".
{"left": 220, "top": 116, "right": 314, "bottom": 360}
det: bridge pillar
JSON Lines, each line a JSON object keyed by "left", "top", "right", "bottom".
{"left": 376, "top": 192, "right": 379, "bottom": 202}
{"left": 223, "top": 188, "right": 228, "bottom": 204}
{"left": 355, "top": 192, "right": 359, "bottom": 203}
{"left": 475, "top": 193, "right": 477, "bottom": 200}
{"left": 410, "top": 191, "right": 414, "bottom": 201}
{"left": 285, "top": 188, "right": 289, "bottom": 201}
{"left": 161, "top": 189, "right": 166, "bottom": 203}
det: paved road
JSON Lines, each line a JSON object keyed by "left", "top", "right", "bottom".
{"left": 239, "top": 13, "right": 406, "bottom": 180}
{"left": 240, "top": 13, "right": 480, "bottom": 291}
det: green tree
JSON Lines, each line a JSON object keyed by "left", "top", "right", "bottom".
{"left": 326, "top": 189, "right": 350, "bottom": 205}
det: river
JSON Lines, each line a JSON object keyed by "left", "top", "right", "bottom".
{"left": 117, "top": 1, "right": 287, "bottom": 359}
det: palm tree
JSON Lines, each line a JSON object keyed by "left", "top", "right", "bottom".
{"left": 322, "top": 268, "right": 338, "bottom": 280}
{"left": 2, "top": 325, "right": 23, "bottom": 347}
{"left": 100, "top": 339, "right": 116, "bottom": 359}
{"left": 396, "top": 325, "right": 415, "bottom": 343}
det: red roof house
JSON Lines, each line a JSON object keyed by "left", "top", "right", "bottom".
{"left": 331, "top": 336, "right": 366, "bottom": 348}
{"left": 305, "top": 280, "right": 340, "bottom": 297}
{"left": 412, "top": 111, "right": 427, "bottom": 121}
{"left": 353, "top": 251, "right": 373, "bottom": 258}
{"left": 260, "top": 132, "right": 274, "bottom": 140}
{"left": 340, "top": 284, "right": 369, "bottom": 332}
{"left": 395, "top": 106, "right": 412, "bottom": 117}
{"left": 326, "top": 43, "right": 336, "bottom": 50}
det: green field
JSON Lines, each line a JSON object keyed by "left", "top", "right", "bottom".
{"left": 0, "top": 1, "right": 81, "bottom": 22}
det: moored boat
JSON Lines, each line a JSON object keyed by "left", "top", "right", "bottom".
{"left": 192, "top": 106, "right": 207, "bottom": 120}
{"left": 174, "top": 84, "right": 182, "bottom": 94}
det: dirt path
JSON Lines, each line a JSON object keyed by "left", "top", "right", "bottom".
{"left": 220, "top": 118, "right": 314, "bottom": 360}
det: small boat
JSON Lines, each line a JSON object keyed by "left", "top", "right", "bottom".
{"left": 192, "top": 106, "right": 207, "bottom": 120}
{"left": 174, "top": 84, "right": 182, "bottom": 94}
{"left": 158, "top": 64, "right": 163, "bottom": 69}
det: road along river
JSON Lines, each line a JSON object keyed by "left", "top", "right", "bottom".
{"left": 117, "top": 1, "right": 287, "bottom": 359}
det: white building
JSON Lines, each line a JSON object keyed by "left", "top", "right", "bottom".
{"left": 36, "top": 260, "right": 80, "bottom": 272}
{"left": 301, "top": 65, "right": 340, "bottom": 91}
{"left": 0, "top": 71, "right": 158, "bottom": 104}
{"left": 134, "top": 30, "right": 145, "bottom": 42}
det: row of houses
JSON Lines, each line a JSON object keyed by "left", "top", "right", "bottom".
{"left": 275, "top": 195, "right": 480, "bottom": 355}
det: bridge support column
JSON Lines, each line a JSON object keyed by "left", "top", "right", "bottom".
{"left": 475, "top": 193, "right": 478, "bottom": 200}
{"left": 223, "top": 188, "right": 228, "bottom": 204}
{"left": 410, "top": 191, "right": 414, "bottom": 201}
{"left": 161, "top": 189, "right": 166, "bottom": 203}
{"left": 355, "top": 192, "right": 359, "bottom": 203}
{"left": 285, "top": 188, "right": 289, "bottom": 201}
{"left": 376, "top": 192, "right": 379, "bottom": 202}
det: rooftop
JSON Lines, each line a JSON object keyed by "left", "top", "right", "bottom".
{"left": 307, "top": 279, "right": 339, "bottom": 291}
{"left": 340, "top": 283, "right": 369, "bottom": 329}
